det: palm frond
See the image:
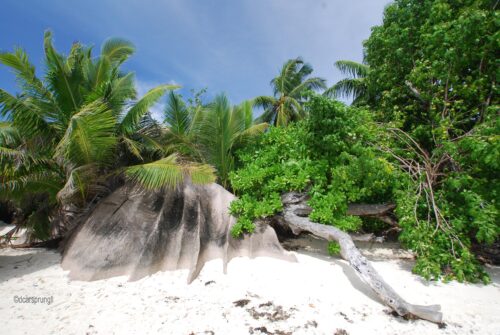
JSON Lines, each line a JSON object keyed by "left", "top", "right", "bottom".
{"left": 124, "top": 153, "right": 216, "bottom": 189}
{"left": 184, "top": 163, "right": 218, "bottom": 184}
{"left": 121, "top": 136, "right": 144, "bottom": 160}
{"left": 253, "top": 95, "right": 276, "bottom": 111}
{"left": 324, "top": 78, "right": 367, "bottom": 100}
{"left": 0, "top": 122, "right": 20, "bottom": 146}
{"left": 44, "top": 30, "right": 81, "bottom": 113}
{"left": 272, "top": 58, "right": 303, "bottom": 96}
{"left": 101, "top": 38, "right": 135, "bottom": 65}
{"left": 254, "top": 108, "right": 276, "bottom": 124}
{"left": 236, "top": 123, "right": 268, "bottom": 146}
{"left": 87, "top": 72, "right": 137, "bottom": 114}
{"left": 120, "top": 84, "right": 179, "bottom": 135}
{"left": 0, "top": 48, "right": 37, "bottom": 84}
{"left": 334, "top": 60, "right": 369, "bottom": 79}
{"left": 0, "top": 48, "right": 65, "bottom": 123}
{"left": 56, "top": 164, "right": 104, "bottom": 205}
{"left": 55, "top": 100, "right": 117, "bottom": 166}
{"left": 295, "top": 61, "right": 314, "bottom": 80}
{"left": 88, "top": 56, "right": 111, "bottom": 89}
{"left": 1, "top": 167, "right": 63, "bottom": 203}
{"left": 0, "top": 89, "right": 54, "bottom": 138}
{"left": 0, "top": 146, "right": 25, "bottom": 159}
{"left": 163, "top": 91, "right": 191, "bottom": 135}
{"left": 284, "top": 96, "right": 304, "bottom": 119}
{"left": 289, "top": 77, "right": 327, "bottom": 97}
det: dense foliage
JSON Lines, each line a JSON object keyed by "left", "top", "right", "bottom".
{"left": 362, "top": 0, "right": 499, "bottom": 282}
{"left": 230, "top": 95, "right": 400, "bottom": 236}
{"left": 230, "top": 93, "right": 495, "bottom": 283}
{"left": 0, "top": 32, "right": 215, "bottom": 239}
{"left": 229, "top": 0, "right": 498, "bottom": 283}
{"left": 162, "top": 92, "right": 267, "bottom": 188}
{"left": 364, "top": 0, "right": 498, "bottom": 134}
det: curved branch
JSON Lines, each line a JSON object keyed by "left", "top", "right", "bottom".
{"left": 279, "top": 192, "right": 443, "bottom": 324}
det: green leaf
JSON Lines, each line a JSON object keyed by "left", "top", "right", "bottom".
{"left": 55, "top": 100, "right": 117, "bottom": 165}
{"left": 124, "top": 153, "right": 216, "bottom": 189}
{"left": 101, "top": 38, "right": 135, "bottom": 65}
{"left": 120, "top": 84, "right": 179, "bottom": 135}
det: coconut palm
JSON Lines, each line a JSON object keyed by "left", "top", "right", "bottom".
{"left": 0, "top": 31, "right": 215, "bottom": 239}
{"left": 162, "top": 92, "right": 268, "bottom": 188}
{"left": 161, "top": 91, "right": 205, "bottom": 160}
{"left": 324, "top": 60, "right": 370, "bottom": 105}
{"left": 254, "top": 57, "right": 326, "bottom": 127}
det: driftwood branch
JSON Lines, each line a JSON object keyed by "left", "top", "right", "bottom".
{"left": 294, "top": 202, "right": 399, "bottom": 230}
{"left": 348, "top": 203, "right": 399, "bottom": 228}
{"left": 279, "top": 192, "right": 443, "bottom": 324}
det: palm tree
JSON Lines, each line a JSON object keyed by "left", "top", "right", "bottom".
{"left": 0, "top": 31, "right": 215, "bottom": 239}
{"left": 254, "top": 58, "right": 326, "bottom": 127}
{"left": 162, "top": 92, "right": 268, "bottom": 188}
{"left": 161, "top": 91, "right": 205, "bottom": 160}
{"left": 324, "top": 60, "right": 370, "bottom": 105}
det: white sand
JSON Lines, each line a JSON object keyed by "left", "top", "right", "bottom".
{"left": 0, "top": 222, "right": 29, "bottom": 246}
{"left": 0, "top": 237, "right": 499, "bottom": 335}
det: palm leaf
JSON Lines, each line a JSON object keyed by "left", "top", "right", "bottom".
{"left": 121, "top": 136, "right": 144, "bottom": 160}
{"left": 125, "top": 153, "right": 216, "bottom": 189}
{"left": 253, "top": 95, "right": 276, "bottom": 111}
{"left": 101, "top": 38, "right": 135, "bottom": 65}
{"left": 324, "top": 78, "right": 367, "bottom": 100}
{"left": 334, "top": 60, "right": 369, "bottom": 78}
{"left": 56, "top": 164, "right": 104, "bottom": 205}
{"left": 0, "top": 89, "right": 54, "bottom": 138}
{"left": 235, "top": 123, "right": 268, "bottom": 147}
{"left": 44, "top": 30, "right": 79, "bottom": 112}
{"left": 163, "top": 91, "right": 191, "bottom": 135}
{"left": 255, "top": 108, "right": 277, "bottom": 124}
{"left": 0, "top": 48, "right": 37, "bottom": 84}
{"left": 89, "top": 56, "right": 111, "bottom": 89}
{"left": 120, "top": 84, "right": 179, "bottom": 135}
{"left": 289, "top": 77, "right": 327, "bottom": 97}
{"left": 272, "top": 58, "right": 303, "bottom": 96}
{"left": 0, "top": 122, "right": 20, "bottom": 146}
{"left": 55, "top": 100, "right": 117, "bottom": 165}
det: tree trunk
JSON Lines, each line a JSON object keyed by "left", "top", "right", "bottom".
{"left": 294, "top": 202, "right": 399, "bottom": 228}
{"left": 278, "top": 192, "right": 443, "bottom": 324}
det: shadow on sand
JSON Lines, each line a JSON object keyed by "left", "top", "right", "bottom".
{"left": 286, "top": 234, "right": 500, "bottom": 306}
{"left": 0, "top": 249, "right": 61, "bottom": 283}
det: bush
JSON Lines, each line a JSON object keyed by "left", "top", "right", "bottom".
{"left": 230, "top": 94, "right": 495, "bottom": 283}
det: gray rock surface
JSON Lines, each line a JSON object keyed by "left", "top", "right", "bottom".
{"left": 61, "top": 182, "right": 295, "bottom": 283}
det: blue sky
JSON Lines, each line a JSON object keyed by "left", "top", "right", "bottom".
{"left": 0, "top": 0, "right": 390, "bottom": 119}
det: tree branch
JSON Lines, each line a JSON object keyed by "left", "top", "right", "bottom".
{"left": 278, "top": 192, "right": 443, "bottom": 324}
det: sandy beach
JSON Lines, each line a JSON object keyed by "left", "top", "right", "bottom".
{"left": 0, "top": 236, "right": 499, "bottom": 335}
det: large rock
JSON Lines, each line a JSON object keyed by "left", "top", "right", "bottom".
{"left": 62, "top": 182, "right": 295, "bottom": 283}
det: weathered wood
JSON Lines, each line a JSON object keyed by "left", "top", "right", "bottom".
{"left": 347, "top": 203, "right": 399, "bottom": 227}
{"left": 347, "top": 203, "right": 396, "bottom": 216}
{"left": 280, "top": 192, "right": 443, "bottom": 324}
{"left": 293, "top": 198, "right": 399, "bottom": 228}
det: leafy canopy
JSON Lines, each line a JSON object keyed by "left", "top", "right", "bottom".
{"left": 0, "top": 31, "right": 213, "bottom": 239}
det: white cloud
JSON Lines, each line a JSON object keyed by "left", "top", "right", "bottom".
{"left": 3, "top": 0, "right": 390, "bottom": 108}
